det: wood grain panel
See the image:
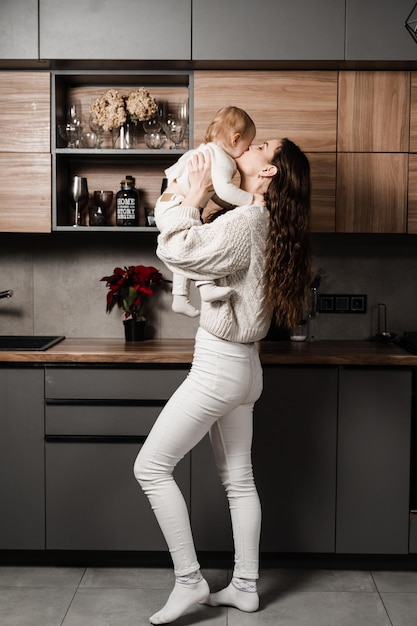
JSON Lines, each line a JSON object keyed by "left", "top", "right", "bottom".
{"left": 194, "top": 71, "right": 337, "bottom": 152}
{"left": 0, "top": 72, "right": 50, "bottom": 152}
{"left": 408, "top": 154, "right": 417, "bottom": 233}
{"left": 409, "top": 73, "right": 417, "bottom": 153}
{"left": 336, "top": 153, "right": 407, "bottom": 233}
{"left": 338, "top": 71, "right": 410, "bottom": 152}
{"left": 0, "top": 339, "right": 414, "bottom": 366}
{"left": 0, "top": 154, "right": 51, "bottom": 232}
{"left": 308, "top": 153, "right": 336, "bottom": 233}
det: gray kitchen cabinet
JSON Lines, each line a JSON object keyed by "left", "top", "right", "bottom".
{"left": 0, "top": 0, "right": 38, "bottom": 60}
{"left": 192, "top": 0, "right": 345, "bottom": 61}
{"left": 44, "top": 366, "right": 189, "bottom": 550}
{"left": 346, "top": 0, "right": 417, "bottom": 61}
{"left": 253, "top": 367, "right": 338, "bottom": 552}
{"left": 336, "top": 368, "right": 412, "bottom": 554}
{"left": 191, "top": 367, "right": 338, "bottom": 553}
{"left": 39, "top": 0, "right": 191, "bottom": 61}
{"left": 0, "top": 368, "right": 45, "bottom": 549}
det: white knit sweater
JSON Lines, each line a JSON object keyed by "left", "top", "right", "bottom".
{"left": 155, "top": 199, "right": 272, "bottom": 343}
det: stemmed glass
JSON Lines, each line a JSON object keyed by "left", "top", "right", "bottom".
{"left": 89, "top": 113, "right": 104, "bottom": 148}
{"left": 158, "top": 101, "right": 188, "bottom": 149}
{"left": 164, "top": 113, "right": 187, "bottom": 149}
{"left": 70, "top": 176, "right": 89, "bottom": 227}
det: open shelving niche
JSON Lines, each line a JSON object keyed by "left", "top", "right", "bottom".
{"left": 51, "top": 70, "right": 193, "bottom": 232}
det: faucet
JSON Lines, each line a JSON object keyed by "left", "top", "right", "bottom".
{"left": 0, "top": 289, "right": 14, "bottom": 299}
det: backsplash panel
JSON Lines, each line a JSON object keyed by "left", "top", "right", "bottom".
{"left": 0, "top": 232, "right": 416, "bottom": 341}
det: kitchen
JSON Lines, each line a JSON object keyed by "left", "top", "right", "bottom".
{"left": 2, "top": 1, "right": 417, "bottom": 625}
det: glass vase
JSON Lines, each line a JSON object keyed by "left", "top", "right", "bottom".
{"left": 111, "top": 122, "right": 137, "bottom": 149}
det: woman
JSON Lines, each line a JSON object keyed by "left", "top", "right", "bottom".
{"left": 134, "top": 138, "right": 311, "bottom": 625}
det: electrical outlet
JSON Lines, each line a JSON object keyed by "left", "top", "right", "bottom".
{"left": 318, "top": 294, "right": 367, "bottom": 314}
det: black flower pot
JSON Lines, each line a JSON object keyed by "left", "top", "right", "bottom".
{"left": 123, "top": 319, "right": 146, "bottom": 342}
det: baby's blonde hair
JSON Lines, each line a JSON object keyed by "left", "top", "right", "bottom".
{"left": 205, "top": 106, "right": 255, "bottom": 148}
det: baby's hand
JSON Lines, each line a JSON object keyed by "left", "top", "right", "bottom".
{"left": 253, "top": 193, "right": 266, "bottom": 205}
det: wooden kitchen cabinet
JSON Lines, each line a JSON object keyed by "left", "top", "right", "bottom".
{"left": 0, "top": 0, "right": 38, "bottom": 60}
{"left": 39, "top": 0, "right": 191, "bottom": 61}
{"left": 345, "top": 0, "right": 417, "bottom": 61}
{"left": 338, "top": 71, "right": 410, "bottom": 153}
{"left": 336, "top": 368, "right": 412, "bottom": 554}
{"left": 408, "top": 154, "right": 417, "bottom": 234}
{"left": 194, "top": 70, "right": 337, "bottom": 232}
{"left": 44, "top": 366, "right": 189, "bottom": 551}
{"left": 52, "top": 70, "right": 192, "bottom": 230}
{"left": 336, "top": 153, "right": 408, "bottom": 233}
{"left": 0, "top": 72, "right": 51, "bottom": 233}
{"left": 0, "top": 368, "right": 45, "bottom": 549}
{"left": 192, "top": 0, "right": 345, "bottom": 61}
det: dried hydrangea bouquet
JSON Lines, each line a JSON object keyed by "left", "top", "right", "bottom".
{"left": 90, "top": 87, "right": 158, "bottom": 149}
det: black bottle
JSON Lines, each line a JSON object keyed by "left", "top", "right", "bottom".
{"left": 116, "top": 176, "right": 139, "bottom": 226}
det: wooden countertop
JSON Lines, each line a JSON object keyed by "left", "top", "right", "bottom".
{"left": 0, "top": 338, "right": 416, "bottom": 366}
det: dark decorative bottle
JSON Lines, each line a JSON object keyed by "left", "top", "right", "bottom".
{"left": 116, "top": 176, "right": 139, "bottom": 226}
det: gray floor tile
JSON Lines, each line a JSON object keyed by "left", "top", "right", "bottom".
{"left": 62, "top": 588, "right": 226, "bottom": 626}
{"left": 258, "top": 568, "right": 376, "bottom": 593}
{"left": 0, "top": 566, "right": 85, "bottom": 588}
{"left": 0, "top": 587, "right": 76, "bottom": 626}
{"left": 381, "top": 592, "right": 417, "bottom": 626}
{"left": 228, "top": 591, "right": 392, "bottom": 626}
{"left": 80, "top": 567, "right": 228, "bottom": 591}
{"left": 372, "top": 570, "right": 417, "bottom": 592}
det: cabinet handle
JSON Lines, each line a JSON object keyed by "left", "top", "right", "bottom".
{"left": 45, "top": 435, "right": 147, "bottom": 444}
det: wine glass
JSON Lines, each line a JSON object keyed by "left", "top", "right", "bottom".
{"left": 89, "top": 113, "right": 104, "bottom": 148}
{"left": 70, "top": 176, "right": 89, "bottom": 227}
{"left": 68, "top": 100, "right": 82, "bottom": 127}
{"left": 164, "top": 113, "right": 187, "bottom": 149}
{"left": 58, "top": 123, "right": 81, "bottom": 148}
{"left": 142, "top": 116, "right": 162, "bottom": 134}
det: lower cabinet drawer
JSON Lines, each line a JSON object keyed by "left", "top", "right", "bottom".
{"left": 45, "top": 439, "right": 190, "bottom": 551}
{"left": 45, "top": 405, "right": 161, "bottom": 437}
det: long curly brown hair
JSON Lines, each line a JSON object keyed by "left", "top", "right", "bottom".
{"left": 264, "top": 138, "right": 312, "bottom": 329}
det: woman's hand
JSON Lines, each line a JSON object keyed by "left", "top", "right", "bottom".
{"left": 178, "top": 150, "right": 213, "bottom": 211}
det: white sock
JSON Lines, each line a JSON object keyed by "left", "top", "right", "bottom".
{"left": 149, "top": 571, "right": 209, "bottom": 624}
{"left": 171, "top": 294, "right": 200, "bottom": 317}
{"left": 198, "top": 283, "right": 233, "bottom": 303}
{"left": 202, "top": 577, "right": 259, "bottom": 613}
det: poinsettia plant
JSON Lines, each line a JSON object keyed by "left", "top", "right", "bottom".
{"left": 101, "top": 265, "right": 167, "bottom": 322}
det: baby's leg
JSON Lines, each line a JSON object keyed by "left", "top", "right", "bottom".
{"left": 197, "top": 281, "right": 233, "bottom": 303}
{"left": 172, "top": 273, "right": 200, "bottom": 317}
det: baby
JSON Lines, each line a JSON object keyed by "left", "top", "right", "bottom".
{"left": 158, "top": 106, "right": 263, "bottom": 317}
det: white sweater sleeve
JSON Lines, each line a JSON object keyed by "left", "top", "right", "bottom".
{"left": 155, "top": 200, "right": 251, "bottom": 282}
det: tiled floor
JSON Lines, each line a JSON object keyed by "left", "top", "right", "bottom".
{"left": 1, "top": 563, "right": 417, "bottom": 625}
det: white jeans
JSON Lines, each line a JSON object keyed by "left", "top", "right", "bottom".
{"left": 134, "top": 327, "right": 263, "bottom": 579}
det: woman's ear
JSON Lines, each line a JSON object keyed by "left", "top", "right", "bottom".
{"left": 259, "top": 164, "right": 278, "bottom": 179}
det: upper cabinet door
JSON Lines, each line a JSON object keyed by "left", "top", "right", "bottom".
{"left": 338, "top": 71, "right": 410, "bottom": 152}
{"left": 0, "top": 0, "right": 38, "bottom": 59}
{"left": 346, "top": 0, "right": 417, "bottom": 61}
{"left": 192, "top": 0, "right": 345, "bottom": 61}
{"left": 39, "top": 0, "right": 191, "bottom": 60}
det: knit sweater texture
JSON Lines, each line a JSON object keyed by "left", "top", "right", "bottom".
{"left": 155, "top": 199, "right": 272, "bottom": 343}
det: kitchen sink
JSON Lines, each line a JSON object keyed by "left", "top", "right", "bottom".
{"left": 0, "top": 335, "right": 65, "bottom": 351}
